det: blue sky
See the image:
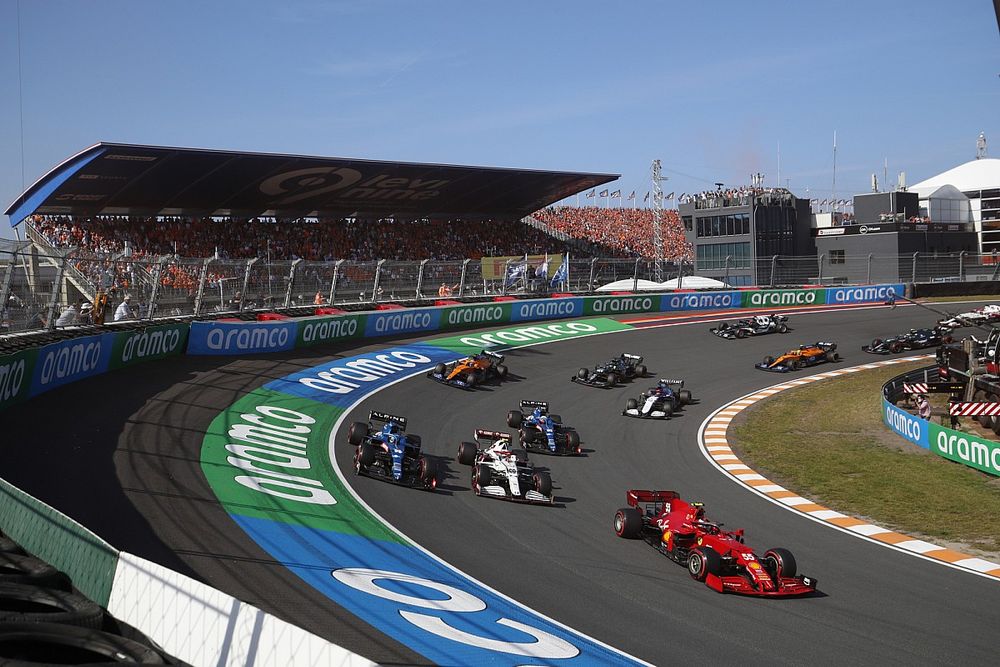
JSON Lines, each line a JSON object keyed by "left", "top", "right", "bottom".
{"left": 1, "top": 0, "right": 997, "bottom": 237}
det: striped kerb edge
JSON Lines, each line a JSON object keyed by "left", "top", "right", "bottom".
{"left": 699, "top": 355, "right": 1000, "bottom": 580}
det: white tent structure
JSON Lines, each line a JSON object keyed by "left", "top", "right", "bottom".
{"left": 595, "top": 276, "right": 729, "bottom": 292}
{"left": 660, "top": 276, "right": 729, "bottom": 289}
{"left": 910, "top": 158, "right": 1000, "bottom": 251}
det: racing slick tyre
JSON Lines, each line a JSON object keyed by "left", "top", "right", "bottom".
{"left": 347, "top": 421, "right": 369, "bottom": 446}
{"left": 533, "top": 471, "right": 552, "bottom": 497}
{"left": 788, "top": 358, "right": 800, "bottom": 371}
{"left": 889, "top": 341, "right": 904, "bottom": 354}
{"left": 0, "top": 622, "right": 166, "bottom": 665}
{"left": 565, "top": 430, "right": 581, "bottom": 453}
{"left": 762, "top": 548, "right": 797, "bottom": 579}
{"left": 408, "top": 434, "right": 422, "bottom": 448}
{"left": 549, "top": 414, "right": 562, "bottom": 424}
{"left": 513, "top": 449, "right": 528, "bottom": 462}
{"left": 735, "top": 329, "right": 747, "bottom": 339}
{"left": 0, "top": 554, "right": 71, "bottom": 592}
{"left": 0, "top": 584, "right": 103, "bottom": 629}
{"left": 418, "top": 457, "right": 438, "bottom": 490}
{"left": 496, "top": 364, "right": 509, "bottom": 379}
{"left": 762, "top": 355, "right": 775, "bottom": 367}
{"left": 870, "top": 338, "right": 883, "bottom": 351}
{"left": 778, "top": 323, "right": 789, "bottom": 333}
{"left": 576, "top": 368, "right": 589, "bottom": 380}
{"left": 519, "top": 428, "right": 538, "bottom": 444}
{"left": 473, "top": 463, "right": 491, "bottom": 495}
{"left": 613, "top": 507, "right": 643, "bottom": 539}
{"left": 625, "top": 398, "right": 638, "bottom": 411}
{"left": 465, "top": 372, "right": 479, "bottom": 388}
{"left": 507, "top": 410, "right": 523, "bottom": 428}
{"left": 606, "top": 373, "right": 618, "bottom": 387}
{"left": 356, "top": 442, "right": 377, "bottom": 473}
{"left": 678, "top": 389, "right": 693, "bottom": 405}
{"left": 433, "top": 362, "right": 446, "bottom": 377}
{"left": 825, "top": 350, "right": 838, "bottom": 363}
{"left": 661, "top": 402, "right": 674, "bottom": 419}
{"left": 457, "top": 441, "right": 478, "bottom": 466}
{"left": 687, "top": 548, "right": 721, "bottom": 582}
{"left": 943, "top": 334, "right": 954, "bottom": 344}
{"left": 635, "top": 364, "right": 647, "bottom": 377}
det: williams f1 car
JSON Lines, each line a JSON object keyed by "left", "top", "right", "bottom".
{"left": 347, "top": 411, "right": 438, "bottom": 490}
{"left": 863, "top": 326, "right": 953, "bottom": 354}
{"left": 572, "top": 353, "right": 647, "bottom": 387}
{"left": 427, "top": 350, "right": 508, "bottom": 388}
{"left": 507, "top": 400, "right": 582, "bottom": 455}
{"left": 756, "top": 341, "right": 840, "bottom": 372}
{"left": 456, "top": 429, "right": 553, "bottom": 503}
{"left": 937, "top": 304, "right": 1000, "bottom": 329}
{"left": 622, "top": 379, "right": 693, "bottom": 419}
{"left": 710, "top": 314, "right": 789, "bottom": 339}
{"left": 613, "top": 489, "right": 817, "bottom": 596}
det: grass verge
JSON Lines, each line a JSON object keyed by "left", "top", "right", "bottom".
{"left": 730, "top": 360, "right": 1000, "bottom": 557}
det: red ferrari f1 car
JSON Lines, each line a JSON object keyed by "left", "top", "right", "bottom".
{"left": 613, "top": 490, "right": 817, "bottom": 596}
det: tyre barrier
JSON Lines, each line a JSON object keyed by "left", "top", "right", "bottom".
{"left": 0, "top": 622, "right": 166, "bottom": 665}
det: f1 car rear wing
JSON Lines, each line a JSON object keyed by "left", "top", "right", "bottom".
{"left": 626, "top": 490, "right": 680, "bottom": 505}
{"left": 659, "top": 378, "right": 685, "bottom": 388}
{"left": 369, "top": 410, "right": 407, "bottom": 429}
{"left": 622, "top": 353, "right": 643, "bottom": 361}
{"left": 475, "top": 429, "right": 511, "bottom": 443}
{"left": 482, "top": 350, "right": 505, "bottom": 361}
{"left": 520, "top": 400, "right": 549, "bottom": 410}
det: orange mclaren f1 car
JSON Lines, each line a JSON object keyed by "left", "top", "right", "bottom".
{"left": 427, "top": 350, "right": 509, "bottom": 388}
{"left": 755, "top": 341, "right": 840, "bottom": 372}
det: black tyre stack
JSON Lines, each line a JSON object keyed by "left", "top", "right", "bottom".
{"left": 0, "top": 530, "right": 180, "bottom": 665}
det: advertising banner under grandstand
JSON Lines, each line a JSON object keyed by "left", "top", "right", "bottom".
{"left": 0, "top": 348, "right": 39, "bottom": 412}
{"left": 741, "top": 288, "right": 827, "bottom": 308}
{"left": 187, "top": 320, "right": 297, "bottom": 355}
{"left": 109, "top": 323, "right": 189, "bottom": 370}
{"left": 480, "top": 254, "right": 564, "bottom": 281}
{"left": 29, "top": 332, "right": 115, "bottom": 397}
{"left": 296, "top": 314, "right": 367, "bottom": 348}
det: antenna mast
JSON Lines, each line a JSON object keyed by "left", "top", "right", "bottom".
{"left": 651, "top": 159, "right": 667, "bottom": 282}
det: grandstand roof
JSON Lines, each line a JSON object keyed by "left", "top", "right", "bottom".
{"left": 5, "top": 143, "right": 618, "bottom": 225}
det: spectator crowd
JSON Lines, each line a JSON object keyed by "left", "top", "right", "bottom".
{"left": 530, "top": 206, "right": 691, "bottom": 260}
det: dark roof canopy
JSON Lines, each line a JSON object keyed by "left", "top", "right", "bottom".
{"left": 6, "top": 143, "right": 618, "bottom": 226}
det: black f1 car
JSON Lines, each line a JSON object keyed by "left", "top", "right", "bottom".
{"left": 622, "top": 379, "right": 693, "bottom": 419}
{"left": 456, "top": 429, "right": 553, "bottom": 503}
{"left": 347, "top": 411, "right": 438, "bottom": 490}
{"left": 507, "top": 400, "right": 582, "bottom": 455}
{"left": 755, "top": 342, "right": 840, "bottom": 372}
{"left": 862, "top": 326, "right": 953, "bottom": 354}
{"left": 572, "top": 353, "right": 647, "bottom": 387}
{"left": 710, "top": 314, "right": 789, "bottom": 339}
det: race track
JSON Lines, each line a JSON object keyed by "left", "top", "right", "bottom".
{"left": 5, "top": 302, "right": 998, "bottom": 665}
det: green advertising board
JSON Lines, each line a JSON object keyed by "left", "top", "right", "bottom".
{"left": 582, "top": 294, "right": 660, "bottom": 316}
{"left": 0, "top": 348, "right": 38, "bottom": 412}
{"left": 295, "top": 314, "right": 367, "bottom": 348}
{"left": 928, "top": 422, "right": 1000, "bottom": 477}
{"left": 109, "top": 323, "right": 189, "bottom": 370}
{"left": 741, "top": 288, "right": 827, "bottom": 308}
{"left": 439, "top": 302, "right": 513, "bottom": 330}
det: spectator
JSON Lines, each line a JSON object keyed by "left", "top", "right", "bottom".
{"left": 55, "top": 300, "right": 81, "bottom": 327}
{"left": 313, "top": 291, "right": 326, "bottom": 305}
{"left": 916, "top": 394, "right": 931, "bottom": 420}
{"left": 113, "top": 295, "right": 136, "bottom": 322}
{"left": 78, "top": 302, "right": 94, "bottom": 325}
{"left": 438, "top": 282, "right": 457, "bottom": 297}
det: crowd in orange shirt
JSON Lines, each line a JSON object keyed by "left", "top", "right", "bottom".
{"left": 531, "top": 206, "right": 691, "bottom": 260}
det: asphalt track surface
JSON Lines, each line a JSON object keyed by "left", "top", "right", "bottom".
{"left": 5, "top": 302, "right": 1000, "bottom": 665}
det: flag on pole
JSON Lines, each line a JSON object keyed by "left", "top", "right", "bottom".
{"left": 535, "top": 254, "right": 549, "bottom": 278}
{"left": 611, "top": 189, "right": 621, "bottom": 198}
{"left": 666, "top": 192, "right": 674, "bottom": 199}
{"left": 644, "top": 192, "right": 650, "bottom": 202}
{"left": 505, "top": 257, "right": 528, "bottom": 287}
{"left": 599, "top": 189, "right": 609, "bottom": 197}
{"left": 551, "top": 253, "right": 569, "bottom": 288}
{"left": 627, "top": 191, "right": 636, "bottom": 200}
{"left": 586, "top": 189, "right": 596, "bottom": 198}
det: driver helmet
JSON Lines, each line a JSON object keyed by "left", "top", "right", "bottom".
{"left": 532, "top": 407, "right": 544, "bottom": 419}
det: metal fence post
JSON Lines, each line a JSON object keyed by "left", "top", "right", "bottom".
{"left": 867, "top": 254, "right": 872, "bottom": 284}
{"left": 0, "top": 245, "right": 19, "bottom": 317}
{"left": 371, "top": 259, "right": 386, "bottom": 303}
{"left": 240, "top": 258, "right": 257, "bottom": 312}
{"left": 677, "top": 260, "right": 684, "bottom": 290}
{"left": 959, "top": 250, "right": 966, "bottom": 281}
{"left": 501, "top": 259, "right": 513, "bottom": 296}
{"left": 632, "top": 258, "right": 641, "bottom": 292}
{"left": 458, "top": 259, "right": 470, "bottom": 297}
{"left": 724, "top": 256, "right": 731, "bottom": 287}
{"left": 415, "top": 259, "right": 429, "bottom": 299}
{"left": 770, "top": 255, "right": 778, "bottom": 287}
{"left": 588, "top": 258, "right": 598, "bottom": 292}
{"left": 46, "top": 254, "right": 69, "bottom": 330}
{"left": 818, "top": 254, "right": 825, "bottom": 285}
{"left": 328, "top": 259, "right": 344, "bottom": 304}
{"left": 193, "top": 258, "right": 212, "bottom": 316}
{"left": 284, "top": 258, "right": 302, "bottom": 308}
{"left": 911, "top": 251, "right": 919, "bottom": 284}
{"left": 146, "top": 256, "right": 167, "bottom": 319}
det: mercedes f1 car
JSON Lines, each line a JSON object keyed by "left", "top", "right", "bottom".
{"left": 613, "top": 489, "right": 817, "bottom": 596}
{"left": 863, "top": 326, "right": 953, "bottom": 354}
{"left": 710, "top": 314, "right": 789, "bottom": 339}
{"left": 572, "top": 353, "right": 647, "bottom": 387}
{"left": 755, "top": 341, "right": 840, "bottom": 372}
{"left": 427, "top": 350, "right": 508, "bottom": 389}
{"left": 347, "top": 411, "right": 438, "bottom": 490}
{"left": 938, "top": 304, "right": 1000, "bottom": 329}
{"left": 506, "top": 401, "right": 582, "bottom": 455}
{"left": 456, "top": 429, "right": 553, "bottom": 503}
{"left": 622, "top": 379, "right": 693, "bottom": 419}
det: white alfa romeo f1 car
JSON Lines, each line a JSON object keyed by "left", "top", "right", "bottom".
{"left": 456, "top": 429, "right": 553, "bottom": 504}
{"left": 622, "top": 379, "right": 694, "bottom": 419}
